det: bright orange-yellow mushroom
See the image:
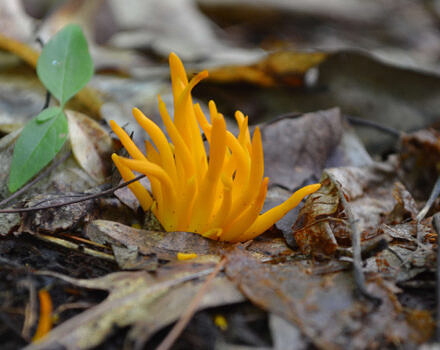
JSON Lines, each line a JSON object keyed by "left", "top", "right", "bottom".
{"left": 110, "top": 52, "right": 321, "bottom": 242}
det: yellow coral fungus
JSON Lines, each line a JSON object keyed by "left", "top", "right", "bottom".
{"left": 110, "top": 53, "right": 320, "bottom": 242}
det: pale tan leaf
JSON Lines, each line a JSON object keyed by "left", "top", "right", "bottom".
{"left": 67, "top": 110, "right": 113, "bottom": 183}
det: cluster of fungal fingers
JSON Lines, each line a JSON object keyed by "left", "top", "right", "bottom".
{"left": 110, "top": 53, "right": 320, "bottom": 242}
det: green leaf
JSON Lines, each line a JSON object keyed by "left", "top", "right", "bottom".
{"left": 37, "top": 24, "right": 93, "bottom": 106}
{"left": 8, "top": 107, "right": 68, "bottom": 193}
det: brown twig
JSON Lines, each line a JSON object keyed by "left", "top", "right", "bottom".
{"left": 0, "top": 151, "right": 72, "bottom": 208}
{"left": 0, "top": 174, "right": 146, "bottom": 213}
{"left": 345, "top": 115, "right": 401, "bottom": 138}
{"left": 34, "top": 233, "right": 115, "bottom": 261}
{"left": 330, "top": 175, "right": 381, "bottom": 304}
{"left": 20, "top": 279, "right": 38, "bottom": 341}
{"left": 417, "top": 176, "right": 440, "bottom": 222}
{"left": 155, "top": 257, "right": 227, "bottom": 350}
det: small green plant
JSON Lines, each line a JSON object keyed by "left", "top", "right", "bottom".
{"left": 8, "top": 24, "right": 93, "bottom": 193}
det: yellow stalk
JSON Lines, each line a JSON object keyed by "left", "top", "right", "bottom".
{"left": 169, "top": 52, "right": 189, "bottom": 104}
{"left": 174, "top": 72, "right": 209, "bottom": 181}
{"left": 111, "top": 154, "right": 153, "bottom": 210}
{"left": 144, "top": 140, "right": 165, "bottom": 218}
{"left": 118, "top": 157, "right": 178, "bottom": 230}
{"left": 110, "top": 120, "right": 147, "bottom": 161}
{"left": 158, "top": 97, "right": 195, "bottom": 179}
{"left": 221, "top": 177, "right": 268, "bottom": 241}
{"left": 237, "top": 115, "right": 251, "bottom": 153}
{"left": 204, "top": 175, "right": 233, "bottom": 233}
{"left": 132, "top": 108, "right": 178, "bottom": 186}
{"left": 235, "top": 183, "right": 321, "bottom": 242}
{"left": 228, "top": 127, "right": 264, "bottom": 222}
{"left": 176, "top": 176, "right": 197, "bottom": 230}
{"left": 194, "top": 103, "right": 212, "bottom": 141}
{"left": 189, "top": 113, "right": 227, "bottom": 232}
{"left": 145, "top": 140, "right": 161, "bottom": 164}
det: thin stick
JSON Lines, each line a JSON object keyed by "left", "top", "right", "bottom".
{"left": 155, "top": 257, "right": 227, "bottom": 350}
{"left": 330, "top": 175, "right": 381, "bottom": 304}
{"left": 345, "top": 116, "right": 401, "bottom": 138}
{"left": 0, "top": 174, "right": 146, "bottom": 213}
{"left": 36, "top": 36, "right": 52, "bottom": 111}
{"left": 432, "top": 213, "right": 440, "bottom": 341}
{"left": 34, "top": 233, "right": 115, "bottom": 261}
{"left": 417, "top": 176, "right": 440, "bottom": 222}
{"left": 0, "top": 151, "right": 72, "bottom": 208}
{"left": 41, "top": 91, "right": 51, "bottom": 110}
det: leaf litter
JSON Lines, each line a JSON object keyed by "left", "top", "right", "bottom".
{"left": 1, "top": 1, "right": 440, "bottom": 349}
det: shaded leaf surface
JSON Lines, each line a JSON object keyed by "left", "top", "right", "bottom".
{"left": 66, "top": 110, "right": 113, "bottom": 183}
{"left": 225, "top": 247, "right": 430, "bottom": 350}
{"left": 261, "top": 108, "right": 371, "bottom": 191}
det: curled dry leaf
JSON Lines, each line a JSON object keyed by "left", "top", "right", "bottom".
{"left": 66, "top": 110, "right": 113, "bottom": 183}
{"left": 387, "top": 181, "right": 419, "bottom": 223}
{"left": 399, "top": 128, "right": 440, "bottom": 199}
{"left": 364, "top": 223, "right": 436, "bottom": 283}
{"left": 293, "top": 160, "right": 398, "bottom": 256}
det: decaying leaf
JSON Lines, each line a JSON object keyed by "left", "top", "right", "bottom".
{"left": 225, "top": 246, "right": 432, "bottom": 350}
{"left": 24, "top": 263, "right": 244, "bottom": 350}
{"left": 21, "top": 193, "right": 94, "bottom": 234}
{"left": 66, "top": 110, "right": 113, "bottom": 183}
{"left": 86, "top": 220, "right": 226, "bottom": 261}
{"left": 293, "top": 160, "right": 398, "bottom": 256}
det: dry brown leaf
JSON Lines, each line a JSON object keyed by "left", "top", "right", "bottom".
{"left": 66, "top": 110, "right": 113, "bottom": 183}
{"left": 293, "top": 160, "right": 398, "bottom": 256}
